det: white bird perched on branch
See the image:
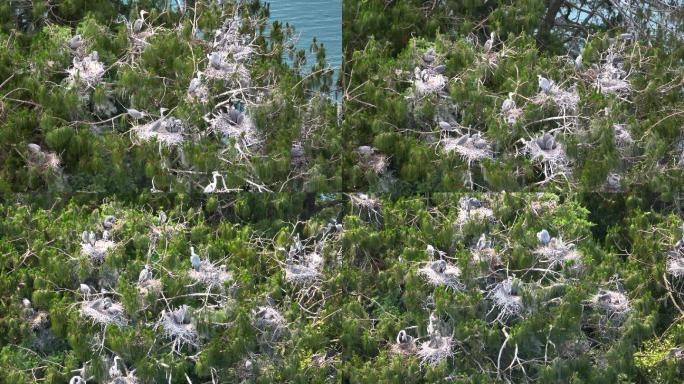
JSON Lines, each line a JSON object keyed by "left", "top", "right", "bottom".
{"left": 68, "top": 35, "right": 83, "bottom": 50}
{"left": 483, "top": 31, "right": 495, "bottom": 53}
{"left": 203, "top": 171, "right": 221, "bottom": 193}
{"left": 501, "top": 92, "right": 516, "bottom": 113}
{"left": 138, "top": 264, "right": 152, "bottom": 284}
{"left": 190, "top": 246, "right": 201, "bottom": 271}
{"left": 537, "top": 229, "right": 551, "bottom": 245}
{"left": 79, "top": 284, "right": 91, "bottom": 299}
{"left": 575, "top": 53, "right": 583, "bottom": 70}
{"left": 538, "top": 74, "right": 553, "bottom": 94}
{"left": 127, "top": 108, "right": 145, "bottom": 120}
{"left": 133, "top": 10, "right": 148, "bottom": 33}
{"left": 69, "top": 376, "right": 86, "bottom": 384}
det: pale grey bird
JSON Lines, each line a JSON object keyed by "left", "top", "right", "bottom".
{"left": 536, "top": 132, "right": 556, "bottom": 151}
{"left": 102, "top": 230, "right": 110, "bottom": 241}
{"left": 396, "top": 329, "right": 411, "bottom": 344}
{"left": 430, "top": 259, "right": 447, "bottom": 274}
{"left": 22, "top": 298, "right": 31, "bottom": 308}
{"left": 103, "top": 215, "right": 116, "bottom": 229}
{"left": 109, "top": 356, "right": 122, "bottom": 378}
{"left": 89, "top": 51, "right": 98, "bottom": 61}
{"left": 138, "top": 264, "right": 152, "bottom": 284}
{"left": 433, "top": 64, "right": 446, "bottom": 74}
{"left": 538, "top": 74, "right": 553, "bottom": 94}
{"left": 81, "top": 231, "right": 89, "bottom": 243}
{"left": 537, "top": 229, "right": 551, "bottom": 245}
{"left": 501, "top": 92, "right": 516, "bottom": 113}
{"left": 68, "top": 35, "right": 83, "bottom": 50}
{"left": 472, "top": 134, "right": 488, "bottom": 149}
{"left": 69, "top": 376, "right": 86, "bottom": 384}
{"left": 438, "top": 121, "right": 452, "bottom": 131}
{"left": 88, "top": 231, "right": 96, "bottom": 245}
{"left": 159, "top": 211, "right": 167, "bottom": 224}
{"left": 476, "top": 233, "right": 491, "bottom": 250}
{"left": 102, "top": 297, "right": 112, "bottom": 310}
{"left": 208, "top": 52, "right": 223, "bottom": 69}
{"left": 357, "top": 145, "right": 374, "bottom": 156}
{"left": 172, "top": 305, "right": 191, "bottom": 324}
{"left": 422, "top": 48, "right": 435, "bottom": 64}
{"left": 187, "top": 73, "right": 202, "bottom": 93}
{"left": 190, "top": 246, "right": 201, "bottom": 271}
{"left": 27, "top": 143, "right": 41, "bottom": 153}
{"left": 133, "top": 10, "right": 148, "bottom": 33}
{"left": 227, "top": 108, "right": 244, "bottom": 126}
{"left": 455, "top": 134, "right": 469, "bottom": 146}
{"left": 127, "top": 108, "right": 145, "bottom": 120}
{"left": 79, "top": 284, "right": 91, "bottom": 298}
{"left": 574, "top": 54, "right": 583, "bottom": 70}
{"left": 426, "top": 244, "right": 435, "bottom": 257}
{"left": 483, "top": 31, "right": 495, "bottom": 53}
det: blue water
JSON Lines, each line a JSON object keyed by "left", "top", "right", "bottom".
{"left": 268, "top": 0, "right": 342, "bottom": 85}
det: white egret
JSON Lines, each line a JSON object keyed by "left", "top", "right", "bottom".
{"left": 127, "top": 108, "right": 145, "bottom": 120}
{"left": 203, "top": 171, "right": 221, "bottom": 193}
{"left": 538, "top": 74, "right": 553, "bottom": 94}
{"left": 109, "top": 356, "right": 122, "bottom": 378}
{"left": 190, "top": 246, "right": 201, "bottom": 271}
{"left": 483, "top": 31, "right": 495, "bottom": 53}
{"left": 138, "top": 264, "right": 152, "bottom": 284}
{"left": 501, "top": 92, "right": 516, "bottom": 113}
{"left": 68, "top": 35, "right": 83, "bottom": 50}
{"left": 133, "top": 10, "right": 148, "bottom": 33}
{"left": 537, "top": 229, "right": 551, "bottom": 245}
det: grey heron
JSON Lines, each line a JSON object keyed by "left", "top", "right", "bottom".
{"left": 138, "top": 264, "right": 152, "bottom": 284}
{"left": 208, "top": 52, "right": 223, "bottom": 69}
{"left": 537, "top": 229, "right": 551, "bottom": 245}
{"left": 159, "top": 211, "right": 167, "bottom": 224}
{"left": 227, "top": 108, "right": 244, "bottom": 126}
{"left": 190, "top": 246, "right": 201, "bottom": 271}
{"left": 438, "top": 121, "right": 452, "bottom": 131}
{"left": 422, "top": 48, "right": 435, "bottom": 64}
{"left": 103, "top": 215, "right": 116, "bottom": 229}
{"left": 426, "top": 244, "right": 435, "bottom": 257}
{"left": 476, "top": 233, "right": 491, "bottom": 250}
{"left": 472, "top": 134, "right": 488, "bottom": 149}
{"left": 109, "top": 356, "right": 122, "bottom": 378}
{"left": 127, "top": 108, "right": 145, "bottom": 120}
{"left": 433, "top": 64, "right": 446, "bottom": 74}
{"left": 102, "top": 230, "right": 110, "bottom": 241}
{"left": 536, "top": 132, "right": 556, "bottom": 150}
{"left": 538, "top": 74, "right": 553, "bottom": 94}
{"left": 455, "top": 134, "right": 469, "bottom": 146}
{"left": 27, "top": 143, "right": 41, "bottom": 153}
{"left": 501, "top": 92, "right": 516, "bottom": 113}
{"left": 89, "top": 51, "right": 98, "bottom": 61}
{"left": 430, "top": 259, "right": 447, "bottom": 274}
{"left": 396, "top": 329, "right": 411, "bottom": 344}
{"left": 133, "top": 10, "right": 148, "bottom": 33}
{"left": 68, "top": 35, "right": 83, "bottom": 50}
{"left": 81, "top": 231, "right": 89, "bottom": 243}
{"left": 79, "top": 284, "right": 91, "bottom": 299}
{"left": 357, "top": 145, "right": 374, "bottom": 156}
{"left": 102, "top": 297, "right": 113, "bottom": 310}
{"left": 88, "top": 231, "right": 96, "bottom": 245}
{"left": 187, "top": 73, "right": 202, "bottom": 93}
{"left": 483, "top": 31, "right": 495, "bottom": 53}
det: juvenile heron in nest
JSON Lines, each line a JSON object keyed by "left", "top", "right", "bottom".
{"left": 538, "top": 74, "right": 553, "bottom": 94}
{"left": 537, "top": 229, "right": 551, "bottom": 245}
{"left": 190, "top": 246, "right": 201, "bottom": 271}
{"left": 501, "top": 92, "right": 516, "bottom": 113}
{"left": 68, "top": 35, "right": 83, "bottom": 50}
{"left": 483, "top": 31, "right": 495, "bottom": 53}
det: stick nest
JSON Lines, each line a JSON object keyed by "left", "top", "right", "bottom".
{"left": 155, "top": 306, "right": 199, "bottom": 351}
{"left": 417, "top": 261, "right": 464, "bottom": 291}
{"left": 443, "top": 133, "right": 493, "bottom": 162}
{"left": 487, "top": 277, "right": 524, "bottom": 322}
{"left": 534, "top": 238, "right": 584, "bottom": 272}
{"left": 81, "top": 239, "right": 116, "bottom": 263}
{"left": 253, "top": 306, "right": 288, "bottom": 341}
{"left": 285, "top": 251, "right": 324, "bottom": 284}
{"left": 80, "top": 297, "right": 128, "bottom": 327}
{"left": 417, "top": 336, "right": 454, "bottom": 366}
{"left": 188, "top": 261, "right": 233, "bottom": 291}
{"left": 132, "top": 117, "right": 185, "bottom": 147}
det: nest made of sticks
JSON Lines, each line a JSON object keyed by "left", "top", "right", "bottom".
{"left": 442, "top": 133, "right": 493, "bottom": 162}
{"left": 253, "top": 306, "right": 288, "bottom": 341}
{"left": 533, "top": 238, "right": 584, "bottom": 271}
{"left": 67, "top": 52, "right": 105, "bottom": 90}
{"left": 131, "top": 117, "right": 185, "bottom": 147}
{"left": 487, "top": 277, "right": 524, "bottom": 322}
{"left": 523, "top": 132, "right": 570, "bottom": 175}
{"left": 613, "top": 124, "right": 633, "bottom": 148}
{"left": 27, "top": 144, "right": 61, "bottom": 172}
{"left": 81, "top": 239, "right": 116, "bottom": 263}
{"left": 188, "top": 260, "right": 233, "bottom": 291}
{"left": 390, "top": 337, "right": 417, "bottom": 356}
{"left": 503, "top": 106, "right": 524, "bottom": 126}
{"left": 155, "top": 306, "right": 199, "bottom": 350}
{"left": 208, "top": 108, "right": 260, "bottom": 149}
{"left": 667, "top": 243, "right": 684, "bottom": 278}
{"left": 80, "top": 297, "right": 128, "bottom": 327}
{"left": 417, "top": 336, "right": 454, "bottom": 367}
{"left": 349, "top": 193, "right": 383, "bottom": 224}
{"left": 413, "top": 66, "right": 448, "bottom": 96}
{"left": 456, "top": 196, "right": 495, "bottom": 226}
{"left": 590, "top": 289, "right": 630, "bottom": 321}
{"left": 417, "top": 260, "right": 464, "bottom": 291}
{"left": 356, "top": 146, "right": 389, "bottom": 175}
{"left": 285, "top": 251, "right": 324, "bottom": 284}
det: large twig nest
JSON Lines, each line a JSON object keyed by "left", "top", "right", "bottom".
{"left": 131, "top": 117, "right": 185, "bottom": 147}
{"left": 417, "top": 260, "right": 464, "bottom": 291}
{"left": 253, "top": 306, "right": 288, "bottom": 342}
{"left": 487, "top": 277, "right": 524, "bottom": 323}
{"left": 523, "top": 132, "right": 570, "bottom": 178}
{"left": 188, "top": 261, "right": 233, "bottom": 291}
{"left": 208, "top": 108, "right": 260, "bottom": 149}
{"left": 533, "top": 237, "right": 584, "bottom": 272}
{"left": 67, "top": 52, "right": 105, "bottom": 90}
{"left": 413, "top": 65, "right": 447, "bottom": 96}
{"left": 443, "top": 133, "right": 493, "bottom": 162}
{"left": 80, "top": 297, "right": 128, "bottom": 327}
{"left": 356, "top": 146, "right": 389, "bottom": 174}
{"left": 27, "top": 143, "right": 61, "bottom": 172}
{"left": 155, "top": 306, "right": 199, "bottom": 351}
{"left": 417, "top": 336, "right": 454, "bottom": 366}
{"left": 81, "top": 237, "right": 116, "bottom": 263}
{"left": 590, "top": 289, "right": 630, "bottom": 322}
{"left": 285, "top": 251, "right": 324, "bottom": 284}
{"left": 456, "top": 196, "right": 495, "bottom": 226}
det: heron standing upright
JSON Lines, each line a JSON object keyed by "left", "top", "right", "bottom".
{"left": 190, "top": 246, "right": 201, "bottom": 271}
{"left": 133, "top": 10, "right": 148, "bottom": 33}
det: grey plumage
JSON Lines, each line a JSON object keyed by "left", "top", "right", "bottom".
{"left": 127, "top": 108, "right": 145, "bottom": 119}
{"left": 27, "top": 143, "right": 41, "bottom": 153}
{"left": 190, "top": 246, "right": 201, "bottom": 271}
{"left": 538, "top": 75, "right": 553, "bottom": 94}
{"left": 103, "top": 215, "right": 116, "bottom": 229}
{"left": 208, "top": 52, "right": 223, "bottom": 69}
{"left": 537, "top": 229, "right": 551, "bottom": 245}
{"left": 68, "top": 35, "right": 83, "bottom": 50}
